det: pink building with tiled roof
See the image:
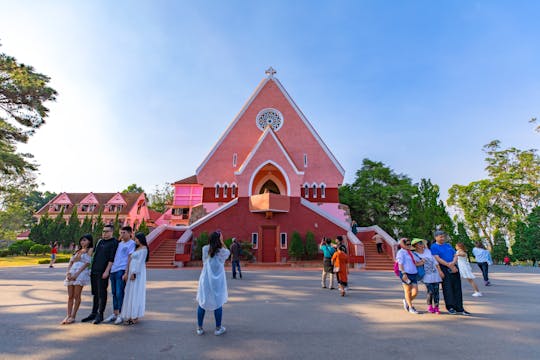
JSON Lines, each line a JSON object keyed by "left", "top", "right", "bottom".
{"left": 35, "top": 192, "right": 153, "bottom": 229}
{"left": 152, "top": 68, "right": 365, "bottom": 264}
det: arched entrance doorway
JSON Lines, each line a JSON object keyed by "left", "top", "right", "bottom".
{"left": 250, "top": 162, "right": 288, "bottom": 196}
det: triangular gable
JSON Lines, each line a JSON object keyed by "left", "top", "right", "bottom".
{"left": 105, "top": 193, "right": 127, "bottom": 205}
{"left": 196, "top": 72, "right": 345, "bottom": 177}
{"left": 79, "top": 192, "right": 99, "bottom": 204}
{"left": 235, "top": 126, "right": 303, "bottom": 176}
{"left": 52, "top": 193, "right": 73, "bottom": 205}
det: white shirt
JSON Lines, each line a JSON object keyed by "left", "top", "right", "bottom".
{"left": 414, "top": 249, "right": 442, "bottom": 283}
{"left": 472, "top": 247, "right": 493, "bottom": 264}
{"left": 111, "top": 239, "right": 136, "bottom": 273}
{"left": 196, "top": 246, "right": 230, "bottom": 311}
{"left": 396, "top": 248, "right": 418, "bottom": 274}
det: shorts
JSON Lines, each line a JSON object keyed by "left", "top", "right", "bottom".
{"left": 51, "top": 254, "right": 56, "bottom": 260}
{"left": 399, "top": 272, "right": 418, "bottom": 285}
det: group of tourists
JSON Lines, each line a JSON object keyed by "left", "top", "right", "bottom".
{"left": 396, "top": 230, "right": 493, "bottom": 315}
{"left": 61, "top": 224, "right": 149, "bottom": 326}
{"left": 320, "top": 236, "right": 349, "bottom": 296}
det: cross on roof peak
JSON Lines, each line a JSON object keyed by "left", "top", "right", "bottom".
{"left": 265, "top": 67, "right": 276, "bottom": 77}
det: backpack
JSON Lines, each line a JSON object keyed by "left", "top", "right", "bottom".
{"left": 393, "top": 261, "right": 400, "bottom": 277}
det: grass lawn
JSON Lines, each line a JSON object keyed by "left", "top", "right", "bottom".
{"left": 0, "top": 255, "right": 70, "bottom": 267}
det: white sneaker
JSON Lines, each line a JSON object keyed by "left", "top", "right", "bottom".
{"left": 196, "top": 327, "right": 204, "bottom": 336}
{"left": 104, "top": 314, "right": 117, "bottom": 323}
{"left": 472, "top": 292, "right": 483, "bottom": 297}
{"left": 114, "top": 316, "right": 123, "bottom": 325}
{"left": 408, "top": 307, "right": 419, "bottom": 314}
{"left": 214, "top": 326, "right": 226, "bottom": 336}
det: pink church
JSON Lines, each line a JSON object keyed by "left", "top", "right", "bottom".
{"left": 150, "top": 68, "right": 366, "bottom": 266}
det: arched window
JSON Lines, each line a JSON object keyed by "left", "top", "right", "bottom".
{"left": 231, "top": 184, "right": 237, "bottom": 198}
{"left": 312, "top": 184, "right": 317, "bottom": 198}
{"left": 215, "top": 184, "right": 220, "bottom": 198}
{"left": 223, "top": 184, "right": 228, "bottom": 198}
{"left": 303, "top": 184, "right": 309, "bottom": 198}
{"left": 320, "top": 183, "right": 326, "bottom": 199}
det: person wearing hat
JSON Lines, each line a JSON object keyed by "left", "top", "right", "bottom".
{"left": 412, "top": 238, "right": 444, "bottom": 314}
{"left": 396, "top": 238, "right": 424, "bottom": 314}
{"left": 430, "top": 230, "right": 471, "bottom": 316}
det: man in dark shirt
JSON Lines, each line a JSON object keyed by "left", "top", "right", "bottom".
{"left": 82, "top": 224, "right": 118, "bottom": 324}
{"left": 230, "top": 238, "right": 242, "bottom": 279}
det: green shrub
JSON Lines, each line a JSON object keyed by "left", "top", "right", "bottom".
{"left": 224, "top": 238, "right": 233, "bottom": 249}
{"left": 240, "top": 242, "right": 254, "bottom": 261}
{"left": 0, "top": 249, "right": 9, "bottom": 257}
{"left": 193, "top": 232, "right": 209, "bottom": 260}
{"left": 37, "top": 256, "right": 70, "bottom": 264}
{"left": 289, "top": 231, "right": 304, "bottom": 260}
{"left": 304, "top": 231, "right": 318, "bottom": 259}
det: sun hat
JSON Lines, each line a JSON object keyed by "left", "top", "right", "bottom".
{"left": 411, "top": 238, "right": 426, "bottom": 246}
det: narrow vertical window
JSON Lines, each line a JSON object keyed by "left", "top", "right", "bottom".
{"left": 280, "top": 233, "right": 287, "bottom": 249}
{"left": 320, "top": 184, "right": 326, "bottom": 198}
{"left": 223, "top": 184, "right": 228, "bottom": 198}
{"left": 251, "top": 233, "right": 258, "bottom": 249}
{"left": 304, "top": 184, "right": 309, "bottom": 198}
{"left": 233, "top": 153, "right": 237, "bottom": 167}
{"left": 312, "top": 184, "right": 317, "bottom": 198}
{"left": 215, "top": 184, "right": 220, "bottom": 198}
{"left": 304, "top": 154, "right": 308, "bottom": 167}
{"left": 231, "top": 184, "right": 237, "bottom": 198}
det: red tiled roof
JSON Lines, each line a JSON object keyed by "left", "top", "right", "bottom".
{"left": 36, "top": 192, "right": 145, "bottom": 216}
{"left": 147, "top": 209, "right": 163, "bottom": 221}
{"left": 173, "top": 175, "right": 198, "bottom": 184}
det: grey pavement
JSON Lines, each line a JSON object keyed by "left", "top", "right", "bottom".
{"left": 0, "top": 265, "right": 539, "bottom": 360}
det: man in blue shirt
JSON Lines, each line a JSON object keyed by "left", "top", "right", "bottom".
{"left": 431, "top": 230, "right": 470, "bottom": 316}
{"left": 320, "top": 237, "right": 336, "bottom": 289}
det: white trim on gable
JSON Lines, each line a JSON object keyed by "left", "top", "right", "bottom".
{"left": 248, "top": 160, "right": 292, "bottom": 196}
{"left": 300, "top": 198, "right": 349, "bottom": 231}
{"left": 235, "top": 127, "right": 304, "bottom": 176}
{"left": 196, "top": 77, "right": 271, "bottom": 176}
{"left": 190, "top": 198, "right": 239, "bottom": 229}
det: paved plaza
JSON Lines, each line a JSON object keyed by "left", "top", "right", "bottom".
{"left": 0, "top": 265, "right": 539, "bottom": 360}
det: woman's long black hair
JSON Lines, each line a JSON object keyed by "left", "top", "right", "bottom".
{"left": 208, "top": 231, "right": 222, "bottom": 258}
{"left": 135, "top": 232, "right": 150, "bottom": 262}
{"left": 77, "top": 234, "right": 94, "bottom": 254}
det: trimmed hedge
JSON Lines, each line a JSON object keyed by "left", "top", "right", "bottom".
{"left": 37, "top": 257, "right": 70, "bottom": 264}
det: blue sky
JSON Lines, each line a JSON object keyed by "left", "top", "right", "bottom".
{"left": 1, "top": 1, "right": 538, "bottom": 199}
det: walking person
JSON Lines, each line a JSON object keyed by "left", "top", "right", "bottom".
{"left": 49, "top": 241, "right": 58, "bottom": 268}
{"left": 455, "top": 243, "right": 482, "bottom": 297}
{"left": 331, "top": 245, "right": 349, "bottom": 296}
{"left": 431, "top": 230, "right": 471, "bottom": 315}
{"left": 411, "top": 238, "right": 444, "bottom": 314}
{"left": 320, "top": 237, "right": 336, "bottom": 289}
{"left": 472, "top": 242, "right": 493, "bottom": 286}
{"left": 62, "top": 234, "right": 93, "bottom": 324}
{"left": 81, "top": 224, "right": 118, "bottom": 324}
{"left": 396, "top": 238, "right": 423, "bottom": 314}
{"left": 230, "top": 238, "right": 242, "bottom": 279}
{"left": 121, "top": 232, "right": 149, "bottom": 325}
{"left": 196, "top": 231, "right": 230, "bottom": 336}
{"left": 373, "top": 233, "right": 384, "bottom": 254}
{"left": 104, "top": 226, "right": 136, "bottom": 325}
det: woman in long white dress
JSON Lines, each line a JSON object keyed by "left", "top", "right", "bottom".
{"left": 196, "top": 231, "right": 230, "bottom": 336}
{"left": 62, "top": 234, "right": 93, "bottom": 324}
{"left": 455, "top": 243, "right": 482, "bottom": 297}
{"left": 121, "top": 232, "right": 149, "bottom": 324}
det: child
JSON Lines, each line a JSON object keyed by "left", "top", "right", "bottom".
{"left": 62, "top": 235, "right": 93, "bottom": 324}
{"left": 331, "top": 245, "right": 349, "bottom": 296}
{"left": 455, "top": 243, "right": 482, "bottom": 297}
{"left": 411, "top": 238, "right": 444, "bottom": 314}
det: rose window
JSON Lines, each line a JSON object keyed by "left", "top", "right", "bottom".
{"left": 256, "top": 108, "right": 283, "bottom": 131}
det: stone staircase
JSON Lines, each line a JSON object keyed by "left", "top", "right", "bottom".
{"left": 147, "top": 238, "right": 178, "bottom": 269}
{"left": 362, "top": 238, "right": 395, "bottom": 271}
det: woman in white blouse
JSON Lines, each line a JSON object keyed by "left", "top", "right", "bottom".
{"left": 121, "top": 232, "right": 149, "bottom": 325}
{"left": 196, "top": 231, "right": 230, "bottom": 336}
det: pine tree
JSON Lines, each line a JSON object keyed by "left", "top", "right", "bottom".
{"left": 80, "top": 216, "right": 93, "bottom": 238}
{"left": 64, "top": 207, "right": 81, "bottom": 247}
{"left": 289, "top": 231, "right": 304, "bottom": 260}
{"left": 50, "top": 208, "right": 66, "bottom": 246}
{"left": 137, "top": 219, "right": 149, "bottom": 235}
{"left": 113, "top": 212, "right": 120, "bottom": 238}
{"left": 92, "top": 211, "right": 104, "bottom": 241}
{"left": 491, "top": 230, "right": 509, "bottom": 264}
{"left": 304, "top": 231, "right": 318, "bottom": 259}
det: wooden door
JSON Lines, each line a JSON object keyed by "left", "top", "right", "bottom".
{"left": 262, "top": 227, "right": 277, "bottom": 262}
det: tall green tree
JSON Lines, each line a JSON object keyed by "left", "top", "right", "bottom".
{"left": 448, "top": 140, "right": 540, "bottom": 248}
{"left": 49, "top": 209, "right": 66, "bottom": 245}
{"left": 339, "top": 159, "right": 416, "bottom": 237}
{"left": 137, "top": 219, "right": 149, "bottom": 235}
{"left": 147, "top": 183, "right": 173, "bottom": 213}
{"left": 92, "top": 211, "right": 104, "bottom": 241}
{"left": 122, "top": 184, "right": 145, "bottom": 193}
{"left": 29, "top": 212, "right": 52, "bottom": 244}
{"left": 491, "top": 230, "right": 509, "bottom": 264}
{"left": 512, "top": 206, "right": 540, "bottom": 265}
{"left": 404, "top": 178, "right": 454, "bottom": 240}
{"left": 63, "top": 207, "right": 81, "bottom": 246}
{"left": 1, "top": 44, "right": 57, "bottom": 177}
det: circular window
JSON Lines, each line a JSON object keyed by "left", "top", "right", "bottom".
{"left": 256, "top": 108, "right": 283, "bottom": 131}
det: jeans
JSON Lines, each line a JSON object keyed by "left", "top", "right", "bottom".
{"left": 90, "top": 273, "right": 109, "bottom": 315}
{"left": 477, "top": 262, "right": 490, "bottom": 282}
{"left": 425, "top": 282, "right": 440, "bottom": 306}
{"left": 232, "top": 260, "right": 242, "bottom": 279}
{"left": 440, "top": 266, "right": 464, "bottom": 312}
{"left": 110, "top": 270, "right": 126, "bottom": 311}
{"left": 197, "top": 305, "right": 222, "bottom": 328}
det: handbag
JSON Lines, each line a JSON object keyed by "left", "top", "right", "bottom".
{"left": 409, "top": 251, "right": 425, "bottom": 281}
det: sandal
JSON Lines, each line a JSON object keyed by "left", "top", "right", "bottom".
{"left": 60, "top": 316, "right": 70, "bottom": 325}
{"left": 65, "top": 317, "right": 75, "bottom": 324}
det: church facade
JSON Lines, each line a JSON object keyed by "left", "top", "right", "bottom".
{"left": 155, "top": 69, "right": 363, "bottom": 264}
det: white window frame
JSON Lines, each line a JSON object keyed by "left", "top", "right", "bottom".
{"left": 280, "top": 232, "right": 287, "bottom": 249}
{"left": 304, "top": 153, "right": 308, "bottom": 167}
{"left": 215, "top": 183, "right": 220, "bottom": 198}
{"left": 320, "top": 183, "right": 326, "bottom": 199}
{"left": 231, "top": 183, "right": 237, "bottom": 198}
{"left": 251, "top": 233, "right": 259, "bottom": 249}
{"left": 312, "top": 183, "right": 317, "bottom": 198}
{"left": 233, "top": 153, "right": 237, "bottom": 167}
{"left": 303, "top": 183, "right": 309, "bottom": 198}
{"left": 223, "top": 183, "right": 229, "bottom": 198}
